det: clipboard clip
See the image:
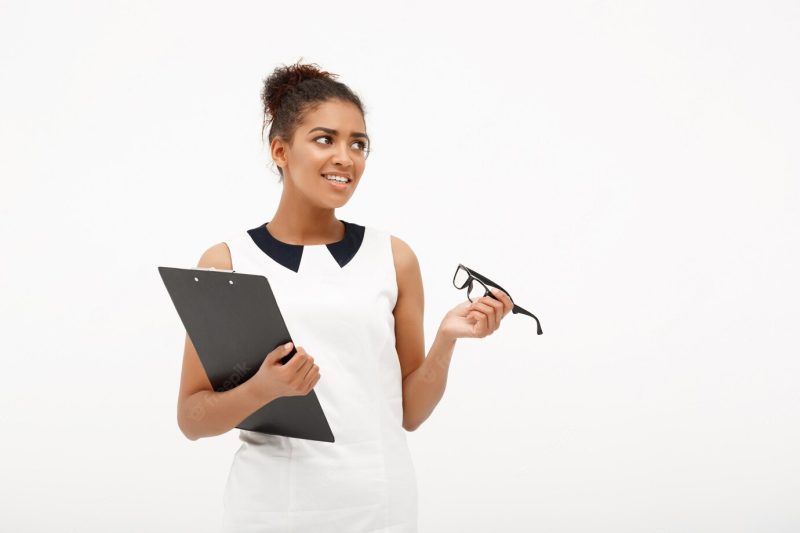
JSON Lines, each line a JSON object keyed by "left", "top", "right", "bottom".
{"left": 196, "top": 267, "right": 236, "bottom": 273}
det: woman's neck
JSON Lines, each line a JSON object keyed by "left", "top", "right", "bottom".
{"left": 266, "top": 210, "right": 344, "bottom": 246}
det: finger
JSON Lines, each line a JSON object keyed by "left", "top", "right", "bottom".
{"left": 483, "top": 294, "right": 506, "bottom": 327}
{"left": 490, "top": 288, "right": 514, "bottom": 316}
{"left": 469, "top": 302, "right": 495, "bottom": 331}
{"left": 467, "top": 305, "right": 490, "bottom": 336}
{"left": 302, "top": 363, "right": 318, "bottom": 381}
{"left": 307, "top": 372, "right": 321, "bottom": 392}
{"left": 486, "top": 300, "right": 502, "bottom": 330}
{"left": 267, "top": 342, "right": 293, "bottom": 364}
{"left": 299, "top": 358, "right": 316, "bottom": 378}
{"left": 473, "top": 309, "right": 489, "bottom": 336}
{"left": 471, "top": 301, "right": 499, "bottom": 331}
{"left": 293, "top": 363, "right": 313, "bottom": 388}
{"left": 291, "top": 354, "right": 313, "bottom": 374}
{"left": 308, "top": 369, "right": 321, "bottom": 391}
{"left": 304, "top": 366, "right": 320, "bottom": 388}
{"left": 286, "top": 351, "right": 303, "bottom": 368}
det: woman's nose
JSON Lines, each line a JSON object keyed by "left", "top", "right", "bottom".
{"left": 332, "top": 142, "right": 354, "bottom": 165}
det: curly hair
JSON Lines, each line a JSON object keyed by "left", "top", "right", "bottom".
{"left": 261, "top": 58, "right": 366, "bottom": 183}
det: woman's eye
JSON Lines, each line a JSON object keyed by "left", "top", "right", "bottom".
{"left": 315, "top": 136, "right": 369, "bottom": 152}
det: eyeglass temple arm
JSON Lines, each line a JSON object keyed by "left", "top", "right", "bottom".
{"left": 465, "top": 267, "right": 543, "bottom": 335}
{"left": 511, "top": 304, "right": 543, "bottom": 335}
{"left": 469, "top": 270, "right": 504, "bottom": 293}
{"left": 480, "top": 281, "right": 544, "bottom": 336}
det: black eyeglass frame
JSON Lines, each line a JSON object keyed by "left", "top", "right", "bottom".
{"left": 453, "top": 263, "right": 543, "bottom": 335}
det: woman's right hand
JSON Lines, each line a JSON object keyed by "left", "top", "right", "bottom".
{"left": 251, "top": 342, "right": 321, "bottom": 401}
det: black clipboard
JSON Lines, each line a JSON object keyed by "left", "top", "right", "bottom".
{"left": 158, "top": 266, "right": 334, "bottom": 442}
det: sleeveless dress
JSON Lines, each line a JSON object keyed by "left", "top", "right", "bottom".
{"left": 220, "top": 219, "right": 418, "bottom": 532}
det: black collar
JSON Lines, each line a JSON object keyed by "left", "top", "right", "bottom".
{"left": 246, "top": 219, "right": 365, "bottom": 273}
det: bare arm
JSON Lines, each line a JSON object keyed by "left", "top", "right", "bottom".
{"left": 391, "top": 236, "right": 457, "bottom": 432}
{"left": 400, "top": 329, "right": 456, "bottom": 432}
{"left": 176, "top": 242, "right": 277, "bottom": 440}
{"left": 178, "top": 335, "right": 280, "bottom": 440}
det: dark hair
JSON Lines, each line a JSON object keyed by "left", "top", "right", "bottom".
{"left": 261, "top": 59, "right": 366, "bottom": 183}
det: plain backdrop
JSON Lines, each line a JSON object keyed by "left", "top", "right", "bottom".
{"left": 1, "top": 1, "right": 798, "bottom": 531}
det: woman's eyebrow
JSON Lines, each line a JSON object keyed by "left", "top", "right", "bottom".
{"left": 308, "top": 126, "right": 369, "bottom": 141}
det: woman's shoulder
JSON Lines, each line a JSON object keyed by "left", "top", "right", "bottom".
{"left": 389, "top": 233, "right": 418, "bottom": 277}
{"left": 197, "top": 241, "right": 233, "bottom": 270}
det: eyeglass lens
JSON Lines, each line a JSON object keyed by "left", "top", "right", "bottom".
{"left": 453, "top": 266, "right": 488, "bottom": 302}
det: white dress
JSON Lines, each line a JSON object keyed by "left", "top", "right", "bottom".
{"left": 220, "top": 219, "right": 418, "bottom": 532}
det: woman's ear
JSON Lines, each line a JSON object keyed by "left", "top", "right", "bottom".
{"left": 271, "top": 136, "right": 289, "bottom": 170}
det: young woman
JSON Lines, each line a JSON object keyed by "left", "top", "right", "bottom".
{"left": 176, "top": 60, "right": 514, "bottom": 533}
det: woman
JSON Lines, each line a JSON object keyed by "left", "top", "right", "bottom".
{"left": 176, "top": 60, "right": 514, "bottom": 532}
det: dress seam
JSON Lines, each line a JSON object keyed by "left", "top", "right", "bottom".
{"left": 288, "top": 437, "right": 294, "bottom": 532}
{"left": 382, "top": 230, "right": 393, "bottom": 530}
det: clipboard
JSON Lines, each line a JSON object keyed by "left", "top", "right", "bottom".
{"left": 158, "top": 266, "right": 334, "bottom": 442}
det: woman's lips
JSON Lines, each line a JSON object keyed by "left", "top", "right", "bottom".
{"left": 322, "top": 175, "right": 351, "bottom": 190}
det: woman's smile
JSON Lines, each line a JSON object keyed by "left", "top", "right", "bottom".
{"left": 322, "top": 174, "right": 352, "bottom": 191}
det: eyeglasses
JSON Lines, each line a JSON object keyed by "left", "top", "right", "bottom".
{"left": 453, "top": 263, "right": 543, "bottom": 335}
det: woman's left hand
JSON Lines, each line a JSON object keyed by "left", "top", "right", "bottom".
{"left": 440, "top": 288, "right": 514, "bottom": 340}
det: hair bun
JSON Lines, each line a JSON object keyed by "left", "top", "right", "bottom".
{"left": 262, "top": 59, "right": 337, "bottom": 120}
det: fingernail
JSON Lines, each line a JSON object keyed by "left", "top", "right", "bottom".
{"left": 285, "top": 342, "right": 293, "bottom": 351}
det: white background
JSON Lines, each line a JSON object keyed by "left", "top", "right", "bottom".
{"left": 2, "top": 1, "right": 798, "bottom": 531}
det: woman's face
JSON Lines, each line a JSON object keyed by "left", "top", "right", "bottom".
{"left": 273, "top": 99, "right": 369, "bottom": 208}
